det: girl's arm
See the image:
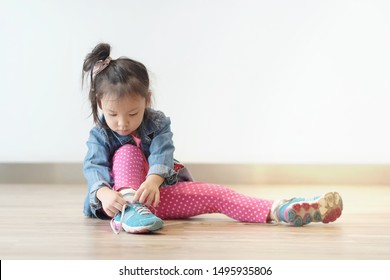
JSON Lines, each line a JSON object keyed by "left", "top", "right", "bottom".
{"left": 134, "top": 112, "right": 176, "bottom": 206}
{"left": 83, "top": 127, "right": 117, "bottom": 218}
{"left": 146, "top": 114, "right": 176, "bottom": 183}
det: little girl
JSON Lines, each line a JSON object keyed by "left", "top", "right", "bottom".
{"left": 82, "top": 43, "right": 343, "bottom": 234}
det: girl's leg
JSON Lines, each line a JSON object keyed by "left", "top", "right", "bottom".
{"left": 155, "top": 182, "right": 274, "bottom": 223}
{"left": 111, "top": 145, "right": 343, "bottom": 226}
{"left": 155, "top": 182, "right": 343, "bottom": 226}
{"left": 112, "top": 145, "right": 273, "bottom": 224}
{"left": 112, "top": 144, "right": 148, "bottom": 192}
{"left": 111, "top": 144, "right": 162, "bottom": 233}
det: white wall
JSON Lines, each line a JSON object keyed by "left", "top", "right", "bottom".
{"left": 1, "top": 0, "right": 389, "bottom": 164}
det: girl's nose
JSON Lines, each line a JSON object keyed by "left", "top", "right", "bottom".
{"left": 118, "top": 117, "right": 129, "bottom": 127}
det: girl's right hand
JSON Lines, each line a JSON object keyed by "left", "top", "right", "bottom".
{"left": 96, "top": 186, "right": 127, "bottom": 218}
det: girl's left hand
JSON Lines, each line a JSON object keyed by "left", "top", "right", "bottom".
{"left": 133, "top": 174, "right": 164, "bottom": 207}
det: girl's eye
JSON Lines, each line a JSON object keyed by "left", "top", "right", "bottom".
{"left": 129, "top": 113, "right": 138, "bottom": 117}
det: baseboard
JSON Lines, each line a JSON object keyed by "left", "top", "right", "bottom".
{"left": 187, "top": 163, "right": 390, "bottom": 185}
{"left": 1, "top": 163, "right": 390, "bottom": 185}
{"left": 0, "top": 163, "right": 84, "bottom": 184}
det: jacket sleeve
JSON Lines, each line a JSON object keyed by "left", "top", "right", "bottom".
{"left": 146, "top": 115, "right": 177, "bottom": 185}
{"left": 83, "top": 127, "right": 114, "bottom": 217}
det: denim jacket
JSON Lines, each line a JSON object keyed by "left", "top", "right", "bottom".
{"left": 83, "top": 108, "right": 193, "bottom": 218}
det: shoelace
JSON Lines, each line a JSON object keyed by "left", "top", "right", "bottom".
{"left": 110, "top": 203, "right": 153, "bottom": 234}
{"left": 133, "top": 204, "right": 152, "bottom": 215}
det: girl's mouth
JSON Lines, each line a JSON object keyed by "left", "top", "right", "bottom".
{"left": 117, "top": 130, "right": 131, "bottom": 135}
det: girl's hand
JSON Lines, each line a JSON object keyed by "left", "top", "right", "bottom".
{"left": 96, "top": 186, "right": 127, "bottom": 218}
{"left": 133, "top": 174, "right": 164, "bottom": 207}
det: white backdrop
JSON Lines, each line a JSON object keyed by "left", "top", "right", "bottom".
{"left": 1, "top": 0, "right": 389, "bottom": 163}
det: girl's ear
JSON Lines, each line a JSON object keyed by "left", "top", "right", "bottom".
{"left": 97, "top": 99, "right": 103, "bottom": 110}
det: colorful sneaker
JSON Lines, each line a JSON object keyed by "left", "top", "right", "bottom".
{"left": 110, "top": 202, "right": 164, "bottom": 234}
{"left": 271, "top": 192, "right": 343, "bottom": 226}
{"left": 110, "top": 188, "right": 163, "bottom": 234}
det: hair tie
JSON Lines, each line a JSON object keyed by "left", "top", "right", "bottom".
{"left": 92, "top": 56, "right": 112, "bottom": 78}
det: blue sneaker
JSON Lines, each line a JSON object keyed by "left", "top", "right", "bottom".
{"left": 110, "top": 202, "right": 164, "bottom": 234}
{"left": 110, "top": 188, "right": 163, "bottom": 234}
{"left": 271, "top": 192, "right": 343, "bottom": 226}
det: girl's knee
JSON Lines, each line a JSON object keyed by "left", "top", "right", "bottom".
{"left": 114, "top": 144, "right": 138, "bottom": 155}
{"left": 113, "top": 144, "right": 143, "bottom": 162}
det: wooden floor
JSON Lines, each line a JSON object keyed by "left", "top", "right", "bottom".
{"left": 0, "top": 183, "right": 389, "bottom": 260}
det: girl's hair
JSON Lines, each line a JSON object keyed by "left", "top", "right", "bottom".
{"left": 82, "top": 43, "right": 151, "bottom": 127}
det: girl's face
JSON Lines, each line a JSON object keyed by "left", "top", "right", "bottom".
{"left": 99, "top": 93, "right": 148, "bottom": 136}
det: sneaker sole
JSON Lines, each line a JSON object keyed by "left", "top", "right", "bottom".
{"left": 119, "top": 219, "right": 164, "bottom": 234}
{"left": 284, "top": 192, "right": 343, "bottom": 226}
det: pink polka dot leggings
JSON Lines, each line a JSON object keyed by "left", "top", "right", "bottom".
{"left": 112, "top": 144, "right": 274, "bottom": 223}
